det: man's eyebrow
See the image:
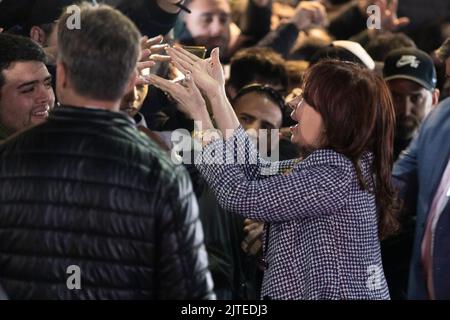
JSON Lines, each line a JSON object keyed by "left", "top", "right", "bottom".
{"left": 262, "top": 121, "right": 276, "bottom": 129}
{"left": 17, "top": 80, "right": 38, "bottom": 89}
{"left": 240, "top": 112, "right": 255, "bottom": 119}
{"left": 17, "top": 76, "right": 52, "bottom": 90}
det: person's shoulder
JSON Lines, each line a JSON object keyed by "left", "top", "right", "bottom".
{"left": 297, "top": 149, "right": 355, "bottom": 187}
{"left": 302, "top": 149, "right": 353, "bottom": 170}
{"left": 140, "top": 136, "right": 192, "bottom": 188}
{"left": 425, "top": 97, "right": 450, "bottom": 127}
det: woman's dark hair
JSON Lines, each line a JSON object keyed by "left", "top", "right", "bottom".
{"left": 302, "top": 60, "right": 400, "bottom": 239}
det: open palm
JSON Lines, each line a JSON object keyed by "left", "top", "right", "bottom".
{"left": 166, "top": 46, "right": 225, "bottom": 95}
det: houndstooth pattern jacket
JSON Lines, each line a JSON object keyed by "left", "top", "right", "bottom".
{"left": 196, "top": 127, "right": 390, "bottom": 300}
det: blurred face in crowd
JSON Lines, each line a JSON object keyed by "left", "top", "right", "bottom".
{"left": 289, "top": 93, "right": 325, "bottom": 150}
{"left": 233, "top": 91, "right": 283, "bottom": 152}
{"left": 184, "top": 0, "right": 231, "bottom": 53}
{"left": 120, "top": 84, "right": 149, "bottom": 118}
{"left": 0, "top": 61, "right": 55, "bottom": 133}
{"left": 387, "top": 79, "right": 438, "bottom": 139}
{"left": 445, "top": 57, "right": 450, "bottom": 77}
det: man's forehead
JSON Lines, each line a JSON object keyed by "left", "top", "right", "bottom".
{"left": 2, "top": 61, "right": 50, "bottom": 83}
{"left": 387, "top": 78, "right": 427, "bottom": 93}
{"left": 190, "top": 0, "right": 231, "bottom": 13}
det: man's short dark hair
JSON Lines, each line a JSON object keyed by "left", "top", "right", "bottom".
{"left": 365, "top": 32, "right": 416, "bottom": 62}
{"left": 437, "top": 38, "right": 450, "bottom": 61}
{"left": 57, "top": 2, "right": 141, "bottom": 101}
{"left": 229, "top": 47, "right": 288, "bottom": 94}
{"left": 0, "top": 33, "right": 47, "bottom": 96}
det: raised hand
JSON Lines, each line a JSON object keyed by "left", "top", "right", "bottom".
{"left": 377, "top": 0, "right": 410, "bottom": 31}
{"left": 165, "top": 45, "right": 241, "bottom": 135}
{"left": 136, "top": 35, "right": 171, "bottom": 86}
{"left": 165, "top": 46, "right": 225, "bottom": 96}
{"left": 146, "top": 71, "right": 210, "bottom": 123}
{"left": 289, "top": 1, "right": 328, "bottom": 30}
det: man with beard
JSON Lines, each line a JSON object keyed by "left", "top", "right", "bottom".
{"left": 178, "top": 0, "right": 327, "bottom": 62}
{"left": 178, "top": 0, "right": 232, "bottom": 60}
{"left": 381, "top": 47, "right": 440, "bottom": 300}
{"left": 383, "top": 48, "right": 440, "bottom": 160}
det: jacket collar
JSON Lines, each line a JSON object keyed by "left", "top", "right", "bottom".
{"left": 49, "top": 105, "right": 135, "bottom": 126}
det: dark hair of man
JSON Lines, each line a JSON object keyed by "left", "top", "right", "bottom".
{"left": 303, "top": 60, "right": 400, "bottom": 239}
{"left": 0, "top": 33, "right": 47, "bottom": 98}
{"left": 437, "top": 37, "right": 450, "bottom": 61}
{"left": 233, "top": 84, "right": 286, "bottom": 113}
{"left": 229, "top": 47, "right": 288, "bottom": 95}
{"left": 365, "top": 32, "right": 416, "bottom": 62}
{"left": 57, "top": 2, "right": 141, "bottom": 101}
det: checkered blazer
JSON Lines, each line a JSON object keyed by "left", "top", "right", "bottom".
{"left": 196, "top": 127, "right": 390, "bottom": 300}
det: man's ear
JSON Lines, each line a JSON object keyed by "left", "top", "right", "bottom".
{"left": 29, "top": 26, "right": 46, "bottom": 46}
{"left": 56, "top": 60, "right": 70, "bottom": 102}
{"left": 432, "top": 88, "right": 440, "bottom": 107}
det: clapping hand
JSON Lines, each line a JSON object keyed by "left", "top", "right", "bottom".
{"left": 165, "top": 46, "right": 226, "bottom": 96}
{"left": 136, "top": 35, "right": 171, "bottom": 86}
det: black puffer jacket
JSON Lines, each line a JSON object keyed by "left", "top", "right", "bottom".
{"left": 0, "top": 106, "right": 214, "bottom": 300}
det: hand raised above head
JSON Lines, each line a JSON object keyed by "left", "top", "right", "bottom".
{"left": 145, "top": 72, "right": 208, "bottom": 121}
{"left": 165, "top": 46, "right": 226, "bottom": 97}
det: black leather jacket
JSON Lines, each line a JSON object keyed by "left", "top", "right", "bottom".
{"left": 0, "top": 106, "right": 214, "bottom": 300}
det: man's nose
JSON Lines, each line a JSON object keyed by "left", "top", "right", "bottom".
{"left": 405, "top": 97, "right": 415, "bottom": 117}
{"left": 36, "top": 84, "right": 52, "bottom": 104}
{"left": 209, "top": 17, "right": 225, "bottom": 36}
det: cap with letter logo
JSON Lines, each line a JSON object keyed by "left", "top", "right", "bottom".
{"left": 383, "top": 48, "right": 437, "bottom": 90}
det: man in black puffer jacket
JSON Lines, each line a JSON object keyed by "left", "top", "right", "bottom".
{"left": 0, "top": 3, "right": 214, "bottom": 300}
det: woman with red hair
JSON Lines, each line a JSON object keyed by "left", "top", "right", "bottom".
{"left": 148, "top": 47, "right": 399, "bottom": 300}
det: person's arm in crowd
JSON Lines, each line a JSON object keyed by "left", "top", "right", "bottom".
{"left": 156, "top": 165, "right": 215, "bottom": 299}
{"left": 116, "top": 0, "right": 181, "bottom": 37}
{"left": 163, "top": 47, "right": 299, "bottom": 175}
{"left": 349, "top": 0, "right": 410, "bottom": 47}
{"left": 146, "top": 47, "right": 352, "bottom": 222}
{"left": 329, "top": 0, "right": 409, "bottom": 41}
{"left": 239, "top": 0, "right": 273, "bottom": 45}
{"left": 328, "top": 1, "right": 367, "bottom": 40}
{"left": 257, "top": 1, "right": 327, "bottom": 58}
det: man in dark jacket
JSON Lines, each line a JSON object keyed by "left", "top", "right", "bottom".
{"left": 0, "top": 33, "right": 55, "bottom": 141}
{"left": 0, "top": 3, "right": 214, "bottom": 300}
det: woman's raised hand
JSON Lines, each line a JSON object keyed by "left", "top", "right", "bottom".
{"left": 166, "top": 46, "right": 226, "bottom": 97}
{"left": 146, "top": 71, "right": 211, "bottom": 123}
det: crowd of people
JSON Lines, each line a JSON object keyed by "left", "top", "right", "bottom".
{"left": 0, "top": 0, "right": 449, "bottom": 300}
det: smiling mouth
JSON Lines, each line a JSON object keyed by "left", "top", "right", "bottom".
{"left": 32, "top": 106, "right": 50, "bottom": 118}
